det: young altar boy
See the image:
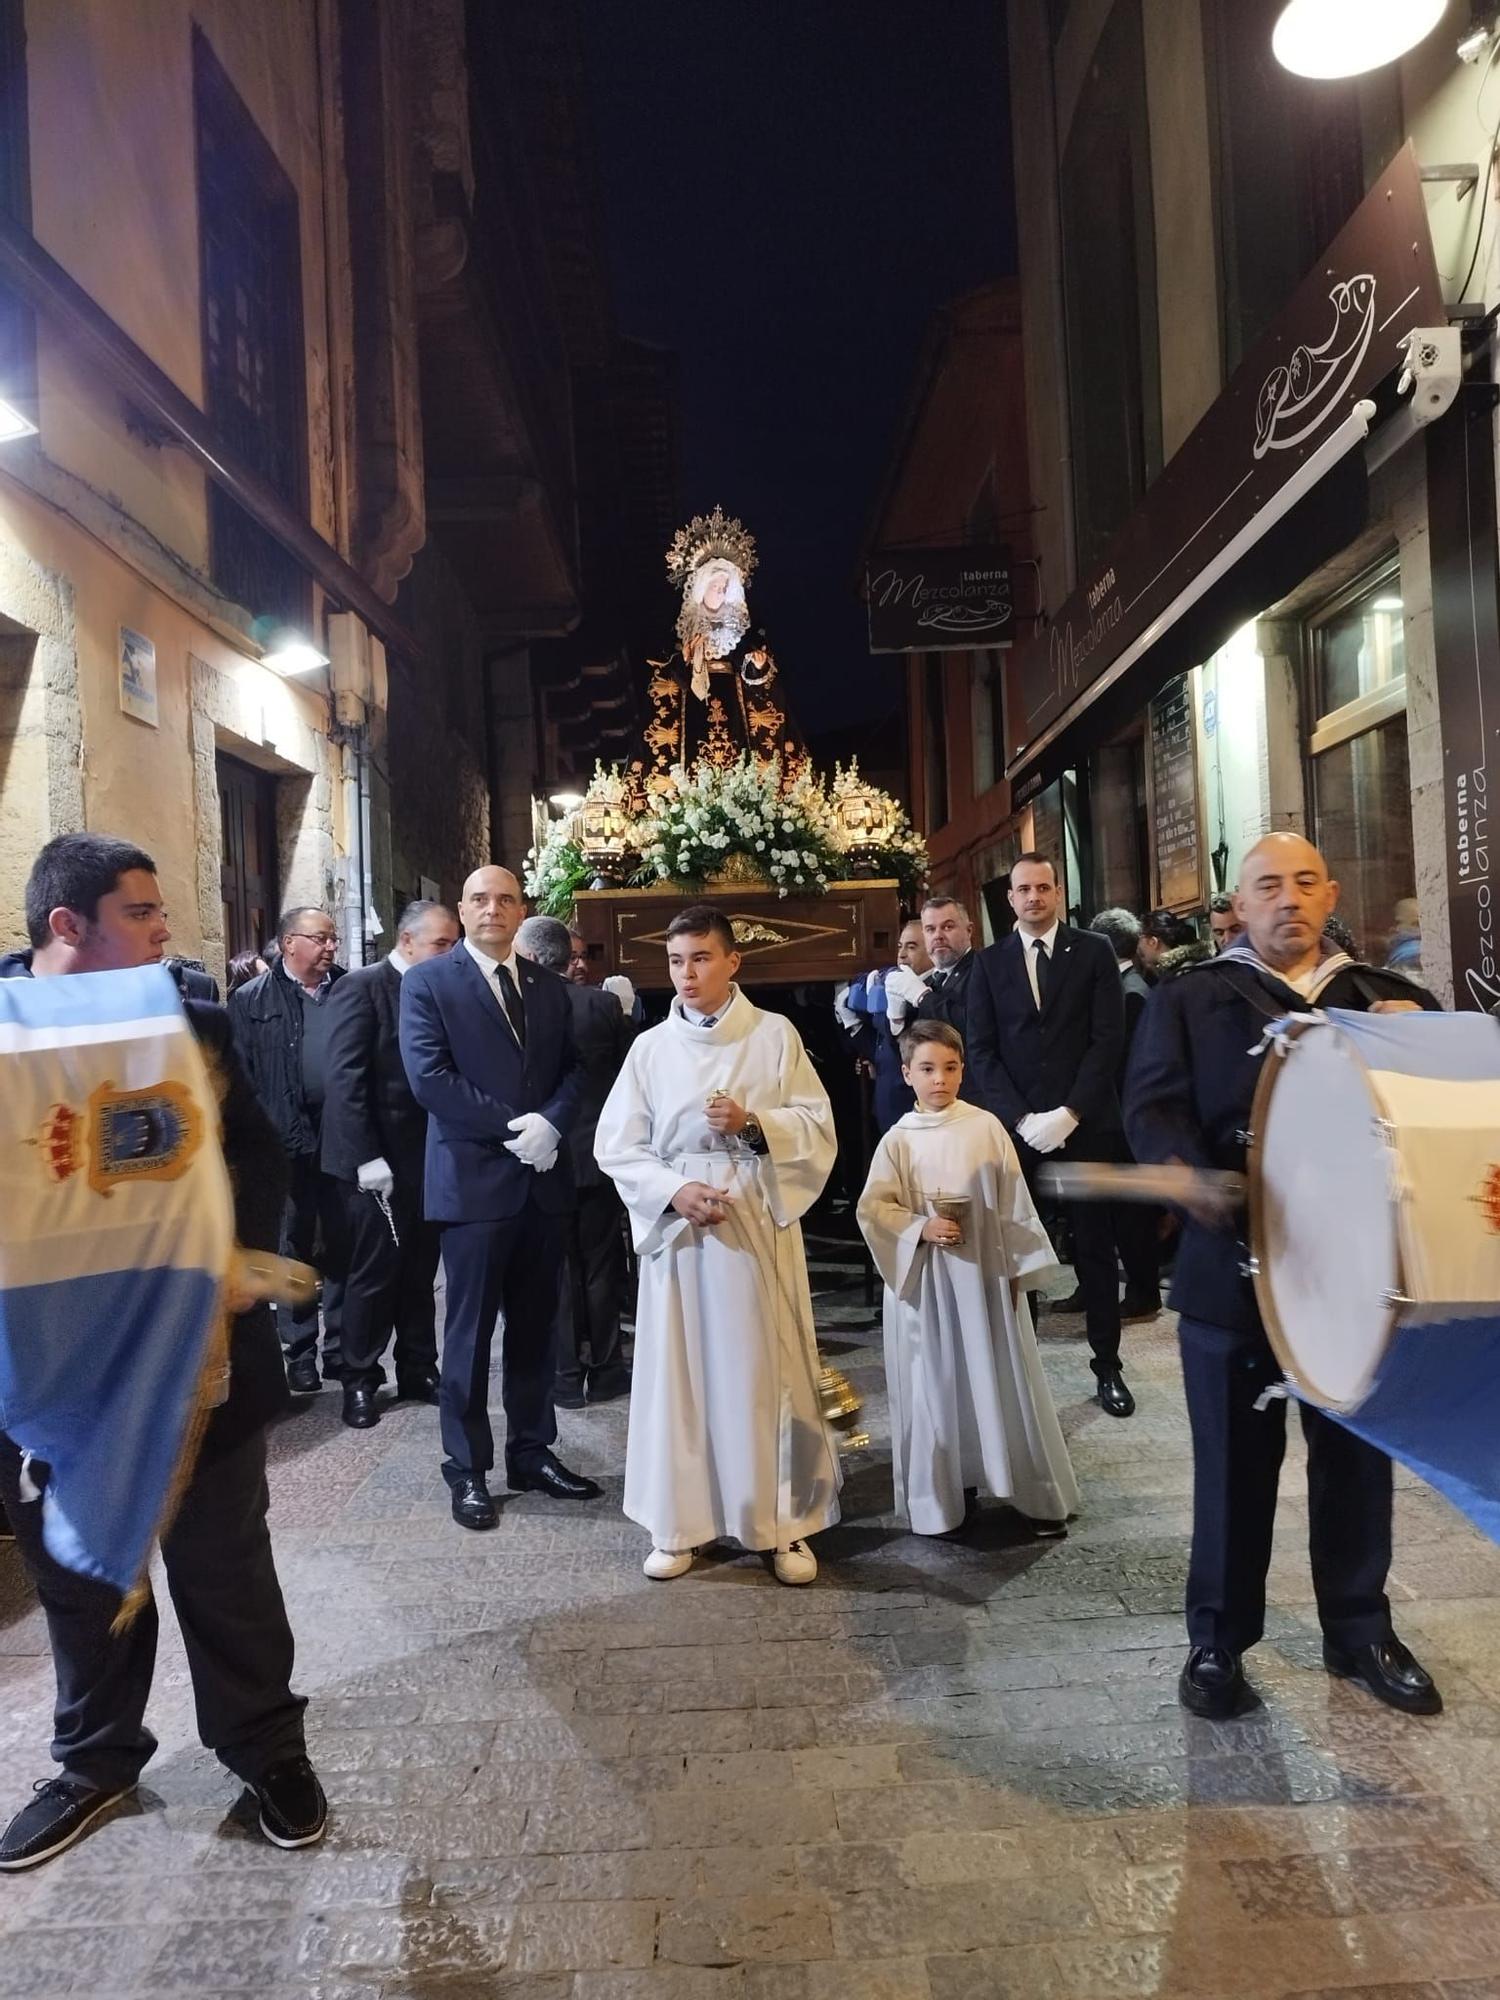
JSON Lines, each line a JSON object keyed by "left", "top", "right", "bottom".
{"left": 593, "top": 904, "right": 841, "bottom": 1584}
{"left": 857, "top": 1018, "right": 1079, "bottom": 1536}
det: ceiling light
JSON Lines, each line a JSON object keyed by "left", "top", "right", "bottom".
{"left": 0, "top": 396, "right": 37, "bottom": 441}
{"left": 1371, "top": 595, "right": 1404, "bottom": 612}
{"left": 261, "top": 631, "right": 329, "bottom": 676}
{"left": 549, "top": 791, "right": 585, "bottom": 812}
{"left": 1272, "top": 0, "right": 1448, "bottom": 78}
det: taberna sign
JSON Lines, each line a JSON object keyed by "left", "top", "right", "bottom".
{"left": 866, "top": 546, "right": 1013, "bottom": 654}
{"left": 1004, "top": 140, "right": 1443, "bottom": 783}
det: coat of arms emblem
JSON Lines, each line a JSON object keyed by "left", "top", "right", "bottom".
{"left": 36, "top": 1081, "right": 204, "bottom": 1195}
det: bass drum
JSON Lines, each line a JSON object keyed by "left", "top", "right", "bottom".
{"left": 1249, "top": 1009, "right": 1500, "bottom": 1408}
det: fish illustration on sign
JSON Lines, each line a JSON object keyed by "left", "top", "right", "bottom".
{"left": 1253, "top": 274, "right": 1376, "bottom": 460}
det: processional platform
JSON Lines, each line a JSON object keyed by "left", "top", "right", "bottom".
{"left": 573, "top": 880, "right": 901, "bottom": 992}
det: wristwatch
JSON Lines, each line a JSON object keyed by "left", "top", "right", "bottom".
{"left": 741, "top": 1116, "right": 767, "bottom": 1153}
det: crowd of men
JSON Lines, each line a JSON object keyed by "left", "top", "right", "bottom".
{"left": 0, "top": 826, "right": 1445, "bottom": 1876}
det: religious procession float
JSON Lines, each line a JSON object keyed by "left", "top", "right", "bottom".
{"left": 526, "top": 508, "right": 928, "bottom": 990}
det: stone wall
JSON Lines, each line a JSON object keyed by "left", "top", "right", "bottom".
{"left": 386, "top": 537, "right": 490, "bottom": 909}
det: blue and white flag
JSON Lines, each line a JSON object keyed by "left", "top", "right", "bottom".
{"left": 0, "top": 965, "right": 233, "bottom": 1595}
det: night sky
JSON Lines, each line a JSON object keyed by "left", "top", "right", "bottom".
{"left": 583, "top": 2, "right": 1017, "bottom": 740}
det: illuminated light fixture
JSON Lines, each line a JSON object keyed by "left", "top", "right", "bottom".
{"left": 261, "top": 630, "right": 329, "bottom": 676}
{"left": 1272, "top": 0, "right": 1448, "bottom": 77}
{"left": 549, "top": 790, "right": 585, "bottom": 813}
{"left": 1371, "top": 595, "right": 1404, "bottom": 612}
{"left": 0, "top": 396, "right": 37, "bottom": 441}
{"left": 1458, "top": 20, "right": 1493, "bottom": 60}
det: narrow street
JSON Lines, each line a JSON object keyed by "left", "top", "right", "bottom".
{"left": 4, "top": 1232, "right": 1500, "bottom": 1999}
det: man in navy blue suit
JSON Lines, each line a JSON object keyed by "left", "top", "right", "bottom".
{"left": 399, "top": 864, "right": 599, "bottom": 1530}
{"left": 965, "top": 852, "right": 1135, "bottom": 1419}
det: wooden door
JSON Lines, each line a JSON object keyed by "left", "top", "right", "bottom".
{"left": 217, "top": 753, "right": 279, "bottom": 961}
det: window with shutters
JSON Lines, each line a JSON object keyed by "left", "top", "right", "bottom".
{"left": 194, "top": 28, "right": 308, "bottom": 626}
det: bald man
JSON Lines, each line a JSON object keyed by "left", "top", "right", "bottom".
{"left": 399, "top": 866, "right": 598, "bottom": 1529}
{"left": 1126, "top": 834, "right": 1440, "bottom": 1722}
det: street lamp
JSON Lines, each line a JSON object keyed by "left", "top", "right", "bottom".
{"left": 261, "top": 630, "right": 329, "bottom": 676}
{"left": 0, "top": 396, "right": 37, "bottom": 441}
{"left": 1272, "top": 0, "right": 1448, "bottom": 78}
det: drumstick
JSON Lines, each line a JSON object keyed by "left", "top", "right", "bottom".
{"left": 1038, "top": 1162, "right": 1248, "bottom": 1209}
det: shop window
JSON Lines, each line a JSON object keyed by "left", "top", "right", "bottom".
{"left": 1059, "top": 0, "right": 1161, "bottom": 570}
{"left": 194, "top": 29, "right": 308, "bottom": 627}
{"left": 923, "top": 656, "right": 949, "bottom": 831}
{"left": 1306, "top": 566, "right": 1414, "bottom": 966}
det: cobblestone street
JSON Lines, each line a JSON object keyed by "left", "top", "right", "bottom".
{"left": 6, "top": 1225, "right": 1500, "bottom": 1998}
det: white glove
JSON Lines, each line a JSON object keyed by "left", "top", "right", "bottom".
{"left": 1018, "top": 1107, "right": 1078, "bottom": 1155}
{"left": 884, "top": 964, "right": 930, "bottom": 1009}
{"left": 833, "top": 981, "right": 861, "bottom": 1030}
{"left": 602, "top": 974, "right": 636, "bottom": 1017}
{"left": 356, "top": 1157, "right": 395, "bottom": 1197}
{"left": 504, "top": 1113, "right": 561, "bottom": 1172}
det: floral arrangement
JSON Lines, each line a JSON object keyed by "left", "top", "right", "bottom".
{"left": 523, "top": 832, "right": 591, "bottom": 918}
{"left": 524, "top": 754, "right": 929, "bottom": 912}
{"left": 638, "top": 756, "right": 840, "bottom": 896}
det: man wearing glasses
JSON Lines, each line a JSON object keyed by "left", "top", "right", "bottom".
{"left": 230, "top": 909, "right": 348, "bottom": 1393}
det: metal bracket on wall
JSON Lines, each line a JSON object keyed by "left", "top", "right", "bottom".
{"left": 1421, "top": 162, "right": 1483, "bottom": 200}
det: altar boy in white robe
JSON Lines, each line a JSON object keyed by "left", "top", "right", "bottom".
{"left": 594, "top": 905, "right": 841, "bottom": 1584}
{"left": 857, "top": 1018, "right": 1079, "bottom": 1537}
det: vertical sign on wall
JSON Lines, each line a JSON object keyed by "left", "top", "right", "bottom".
{"left": 1147, "top": 675, "right": 1205, "bottom": 912}
{"left": 1428, "top": 382, "right": 1500, "bottom": 1009}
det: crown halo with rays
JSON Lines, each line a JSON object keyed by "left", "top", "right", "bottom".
{"left": 664, "top": 507, "right": 758, "bottom": 588}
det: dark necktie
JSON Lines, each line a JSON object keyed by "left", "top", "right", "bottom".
{"left": 1033, "top": 938, "right": 1050, "bottom": 1008}
{"left": 699, "top": 1014, "right": 718, "bottom": 1028}
{"left": 928, "top": 969, "right": 949, "bottom": 992}
{"left": 495, "top": 963, "right": 526, "bottom": 1047}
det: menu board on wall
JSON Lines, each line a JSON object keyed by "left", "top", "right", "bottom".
{"left": 1148, "top": 677, "right": 1204, "bottom": 912}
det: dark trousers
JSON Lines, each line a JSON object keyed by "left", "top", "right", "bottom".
{"left": 1178, "top": 1317, "right": 1393, "bottom": 1655}
{"left": 438, "top": 1202, "right": 564, "bottom": 1480}
{"left": 0, "top": 1428, "right": 305, "bottom": 1793}
{"left": 554, "top": 1181, "right": 629, "bottom": 1395}
{"left": 1113, "top": 1200, "right": 1163, "bottom": 1305}
{"left": 1016, "top": 1135, "right": 1122, "bottom": 1377}
{"left": 338, "top": 1177, "right": 441, "bottom": 1392}
{"left": 278, "top": 1153, "right": 347, "bottom": 1370}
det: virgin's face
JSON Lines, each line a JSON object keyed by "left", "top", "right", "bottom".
{"left": 701, "top": 569, "right": 729, "bottom": 613}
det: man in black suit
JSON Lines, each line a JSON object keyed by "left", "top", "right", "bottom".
{"left": 1089, "top": 906, "right": 1162, "bottom": 1321}
{"left": 884, "top": 898, "right": 981, "bottom": 1103}
{"left": 966, "top": 852, "right": 1135, "bottom": 1418}
{"left": 322, "top": 899, "right": 460, "bottom": 1429}
{"left": 516, "top": 916, "right": 635, "bottom": 1408}
{"left": 1126, "top": 833, "right": 1440, "bottom": 1720}
{"left": 399, "top": 865, "right": 599, "bottom": 1530}
{"left": 0, "top": 834, "right": 324, "bottom": 1871}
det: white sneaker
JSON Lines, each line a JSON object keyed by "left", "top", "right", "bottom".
{"left": 773, "top": 1540, "right": 817, "bottom": 1586}
{"left": 643, "top": 1546, "right": 694, "bottom": 1580}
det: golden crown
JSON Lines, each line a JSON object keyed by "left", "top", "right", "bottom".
{"left": 665, "top": 507, "right": 757, "bottom": 588}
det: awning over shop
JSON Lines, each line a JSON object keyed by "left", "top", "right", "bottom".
{"left": 1005, "top": 142, "right": 1443, "bottom": 801}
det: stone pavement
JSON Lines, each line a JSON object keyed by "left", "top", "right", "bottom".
{"left": 5, "top": 1220, "right": 1500, "bottom": 1999}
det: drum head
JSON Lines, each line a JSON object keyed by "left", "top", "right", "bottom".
{"left": 1250, "top": 1024, "right": 1399, "bottom": 1409}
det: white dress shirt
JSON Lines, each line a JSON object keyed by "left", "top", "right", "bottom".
{"left": 1020, "top": 919, "right": 1060, "bottom": 1010}
{"left": 388, "top": 948, "right": 411, "bottom": 976}
{"left": 464, "top": 938, "right": 525, "bottom": 1041}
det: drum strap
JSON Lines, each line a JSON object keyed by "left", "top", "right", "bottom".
{"left": 1201, "top": 962, "right": 1298, "bottom": 1022}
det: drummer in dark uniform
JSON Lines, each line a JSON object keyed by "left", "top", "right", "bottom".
{"left": 1125, "top": 832, "right": 1442, "bottom": 1721}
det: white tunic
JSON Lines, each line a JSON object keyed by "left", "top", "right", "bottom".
{"left": 857, "top": 1100, "right": 1079, "bottom": 1535}
{"left": 594, "top": 987, "right": 842, "bottom": 1552}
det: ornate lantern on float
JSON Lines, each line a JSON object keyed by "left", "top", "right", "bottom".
{"left": 829, "top": 761, "right": 900, "bottom": 875}
{"left": 577, "top": 768, "right": 638, "bottom": 889}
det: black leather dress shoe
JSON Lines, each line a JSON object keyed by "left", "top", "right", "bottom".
{"left": 450, "top": 1477, "right": 498, "bottom": 1531}
{"left": 587, "top": 1369, "right": 632, "bottom": 1405}
{"left": 341, "top": 1385, "right": 380, "bottom": 1429}
{"left": 1120, "top": 1291, "right": 1162, "bottom": 1324}
{"left": 1179, "top": 1646, "right": 1254, "bottom": 1718}
{"left": 286, "top": 1358, "right": 321, "bottom": 1396}
{"left": 1324, "top": 1636, "right": 1443, "bottom": 1715}
{"left": 553, "top": 1385, "right": 587, "bottom": 1411}
{"left": 1051, "top": 1289, "right": 1085, "bottom": 1313}
{"left": 507, "top": 1455, "right": 603, "bottom": 1501}
{"left": 395, "top": 1373, "right": 440, "bottom": 1404}
{"left": 1096, "top": 1370, "right": 1136, "bottom": 1418}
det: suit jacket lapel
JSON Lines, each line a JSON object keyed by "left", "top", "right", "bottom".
{"left": 1040, "top": 925, "right": 1074, "bottom": 1014}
